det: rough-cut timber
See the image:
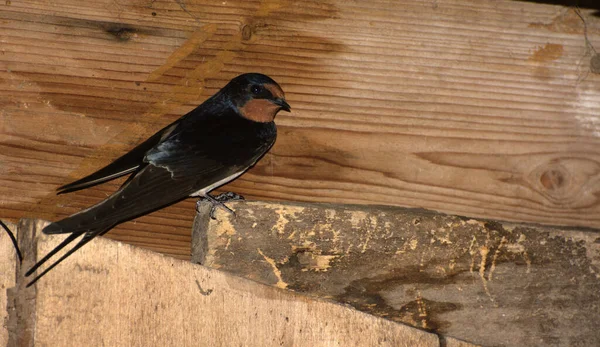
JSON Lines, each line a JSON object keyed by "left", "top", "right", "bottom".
{"left": 193, "top": 201, "right": 600, "bottom": 347}
{"left": 1, "top": 221, "right": 17, "bottom": 347}
{"left": 1, "top": 0, "right": 600, "bottom": 259}
{"left": 9, "top": 219, "right": 444, "bottom": 347}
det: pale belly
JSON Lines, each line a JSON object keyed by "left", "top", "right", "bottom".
{"left": 189, "top": 170, "right": 245, "bottom": 197}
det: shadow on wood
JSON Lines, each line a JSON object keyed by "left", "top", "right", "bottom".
{"left": 514, "top": 0, "right": 600, "bottom": 15}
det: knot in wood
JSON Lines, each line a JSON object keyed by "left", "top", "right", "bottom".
{"left": 539, "top": 169, "right": 566, "bottom": 191}
{"left": 530, "top": 162, "right": 573, "bottom": 202}
{"left": 106, "top": 27, "right": 136, "bottom": 41}
{"left": 241, "top": 25, "right": 253, "bottom": 41}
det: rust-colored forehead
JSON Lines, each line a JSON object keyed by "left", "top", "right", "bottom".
{"left": 265, "top": 83, "right": 284, "bottom": 99}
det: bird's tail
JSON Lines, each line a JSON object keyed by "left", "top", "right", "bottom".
{"left": 25, "top": 218, "right": 114, "bottom": 287}
{"left": 42, "top": 222, "right": 66, "bottom": 234}
{"left": 42, "top": 205, "right": 106, "bottom": 235}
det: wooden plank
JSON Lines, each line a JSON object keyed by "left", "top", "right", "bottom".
{"left": 194, "top": 201, "right": 600, "bottom": 347}
{"left": 445, "top": 337, "right": 481, "bottom": 347}
{"left": 1, "top": 221, "right": 17, "bottom": 347}
{"left": 14, "top": 219, "right": 442, "bottom": 347}
{"left": 1, "top": 0, "right": 600, "bottom": 259}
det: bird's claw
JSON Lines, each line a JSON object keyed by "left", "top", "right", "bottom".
{"left": 196, "top": 192, "right": 245, "bottom": 219}
{"left": 214, "top": 192, "right": 245, "bottom": 203}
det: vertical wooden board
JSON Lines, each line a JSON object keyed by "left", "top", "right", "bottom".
{"left": 0, "top": 221, "right": 17, "bottom": 347}
{"left": 196, "top": 201, "right": 600, "bottom": 346}
{"left": 1, "top": 0, "right": 600, "bottom": 258}
{"left": 19, "top": 219, "right": 439, "bottom": 347}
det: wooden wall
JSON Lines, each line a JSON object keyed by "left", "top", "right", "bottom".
{"left": 1, "top": 0, "right": 599, "bottom": 258}
{"left": 9, "top": 220, "right": 445, "bottom": 347}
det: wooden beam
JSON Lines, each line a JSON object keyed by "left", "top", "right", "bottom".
{"left": 1, "top": 0, "right": 600, "bottom": 259}
{"left": 1, "top": 221, "right": 17, "bottom": 347}
{"left": 193, "top": 201, "right": 600, "bottom": 346}
{"left": 8, "top": 219, "right": 453, "bottom": 347}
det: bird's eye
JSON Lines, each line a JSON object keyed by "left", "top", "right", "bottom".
{"left": 250, "top": 84, "right": 262, "bottom": 95}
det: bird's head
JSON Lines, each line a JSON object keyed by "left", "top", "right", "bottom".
{"left": 225, "top": 73, "right": 291, "bottom": 123}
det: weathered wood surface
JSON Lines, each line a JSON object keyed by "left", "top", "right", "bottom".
{"left": 194, "top": 201, "right": 600, "bottom": 347}
{"left": 1, "top": 0, "right": 600, "bottom": 259}
{"left": 9, "top": 219, "right": 447, "bottom": 347}
{"left": 0, "top": 221, "right": 17, "bottom": 347}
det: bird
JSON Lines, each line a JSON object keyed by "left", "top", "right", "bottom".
{"left": 26, "top": 73, "right": 290, "bottom": 286}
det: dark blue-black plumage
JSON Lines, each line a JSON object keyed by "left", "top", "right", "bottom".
{"left": 26, "top": 73, "right": 290, "bottom": 286}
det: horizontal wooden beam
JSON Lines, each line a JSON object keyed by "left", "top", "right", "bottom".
{"left": 1, "top": 0, "right": 600, "bottom": 262}
{"left": 6, "top": 218, "right": 475, "bottom": 347}
{"left": 193, "top": 201, "right": 600, "bottom": 346}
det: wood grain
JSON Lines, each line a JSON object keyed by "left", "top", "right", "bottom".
{"left": 1, "top": 0, "right": 600, "bottom": 258}
{"left": 12, "top": 219, "right": 443, "bottom": 347}
{"left": 195, "top": 201, "right": 600, "bottom": 346}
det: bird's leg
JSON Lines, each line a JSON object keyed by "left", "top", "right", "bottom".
{"left": 213, "top": 191, "right": 245, "bottom": 203}
{"left": 195, "top": 194, "right": 229, "bottom": 219}
{"left": 196, "top": 192, "right": 245, "bottom": 219}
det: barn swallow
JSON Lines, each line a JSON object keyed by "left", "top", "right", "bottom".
{"left": 26, "top": 73, "right": 290, "bottom": 286}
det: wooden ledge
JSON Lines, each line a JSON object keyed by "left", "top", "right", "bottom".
{"left": 3, "top": 218, "right": 456, "bottom": 346}
{"left": 193, "top": 201, "right": 600, "bottom": 346}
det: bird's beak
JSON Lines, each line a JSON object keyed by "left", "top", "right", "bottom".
{"left": 272, "top": 98, "right": 291, "bottom": 112}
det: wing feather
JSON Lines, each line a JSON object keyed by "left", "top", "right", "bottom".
{"left": 57, "top": 121, "right": 181, "bottom": 194}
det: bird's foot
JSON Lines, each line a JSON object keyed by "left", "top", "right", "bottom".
{"left": 196, "top": 192, "right": 245, "bottom": 219}
{"left": 214, "top": 192, "right": 245, "bottom": 203}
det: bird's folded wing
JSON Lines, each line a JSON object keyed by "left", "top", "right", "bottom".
{"left": 57, "top": 121, "right": 181, "bottom": 194}
{"left": 53, "top": 128, "right": 274, "bottom": 233}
